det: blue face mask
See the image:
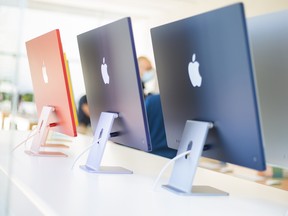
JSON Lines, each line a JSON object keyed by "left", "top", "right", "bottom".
{"left": 141, "top": 70, "right": 154, "bottom": 83}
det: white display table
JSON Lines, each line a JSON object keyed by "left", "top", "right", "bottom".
{"left": 0, "top": 130, "right": 287, "bottom": 216}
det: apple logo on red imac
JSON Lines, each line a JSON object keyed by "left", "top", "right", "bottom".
{"left": 101, "top": 57, "right": 110, "bottom": 84}
{"left": 41, "top": 61, "right": 49, "bottom": 84}
{"left": 188, "top": 53, "right": 202, "bottom": 87}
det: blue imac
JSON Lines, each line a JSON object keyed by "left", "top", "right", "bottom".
{"left": 248, "top": 10, "right": 288, "bottom": 170}
{"left": 151, "top": 3, "right": 266, "bottom": 195}
{"left": 77, "top": 17, "right": 151, "bottom": 174}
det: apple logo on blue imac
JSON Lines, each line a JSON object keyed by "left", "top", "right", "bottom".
{"left": 188, "top": 53, "right": 202, "bottom": 87}
{"left": 101, "top": 57, "right": 110, "bottom": 84}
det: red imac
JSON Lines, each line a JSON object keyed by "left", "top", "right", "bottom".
{"left": 25, "top": 29, "right": 77, "bottom": 157}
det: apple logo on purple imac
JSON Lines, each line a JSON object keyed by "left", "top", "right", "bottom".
{"left": 101, "top": 57, "right": 110, "bottom": 84}
{"left": 188, "top": 53, "right": 202, "bottom": 87}
{"left": 42, "top": 61, "right": 49, "bottom": 84}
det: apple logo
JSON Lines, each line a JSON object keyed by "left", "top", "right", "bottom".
{"left": 42, "top": 61, "right": 49, "bottom": 84}
{"left": 101, "top": 57, "right": 110, "bottom": 84}
{"left": 188, "top": 53, "right": 202, "bottom": 87}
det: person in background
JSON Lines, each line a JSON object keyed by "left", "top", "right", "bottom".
{"left": 138, "top": 56, "right": 176, "bottom": 158}
{"left": 145, "top": 93, "right": 177, "bottom": 158}
{"left": 77, "top": 95, "right": 91, "bottom": 134}
{"left": 137, "top": 56, "right": 159, "bottom": 97}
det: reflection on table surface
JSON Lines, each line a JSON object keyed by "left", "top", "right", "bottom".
{"left": 199, "top": 157, "right": 288, "bottom": 191}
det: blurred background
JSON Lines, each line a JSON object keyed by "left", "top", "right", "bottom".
{"left": 1, "top": 0, "right": 288, "bottom": 132}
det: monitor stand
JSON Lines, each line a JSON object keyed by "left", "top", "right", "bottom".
{"left": 25, "top": 106, "right": 67, "bottom": 157}
{"left": 162, "top": 120, "right": 228, "bottom": 196}
{"left": 80, "top": 112, "right": 132, "bottom": 174}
